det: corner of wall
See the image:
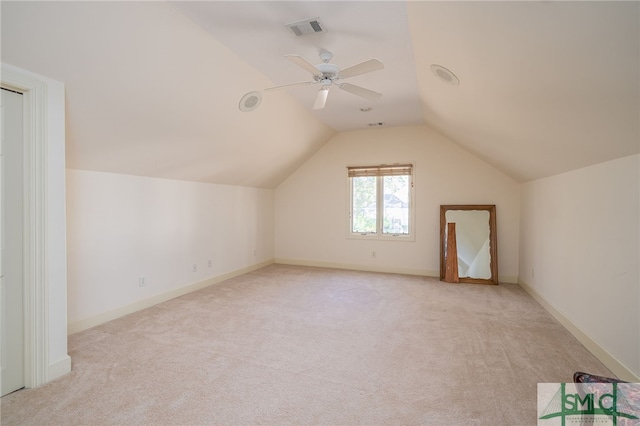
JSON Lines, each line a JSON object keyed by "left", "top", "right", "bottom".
{"left": 518, "top": 278, "right": 640, "bottom": 382}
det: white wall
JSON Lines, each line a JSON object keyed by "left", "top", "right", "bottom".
{"left": 519, "top": 154, "right": 640, "bottom": 380}
{"left": 275, "top": 125, "right": 520, "bottom": 282}
{"left": 66, "top": 170, "right": 274, "bottom": 331}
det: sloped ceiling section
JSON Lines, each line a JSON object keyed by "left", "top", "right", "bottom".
{"left": 1, "top": 1, "right": 335, "bottom": 188}
{"left": 2, "top": 1, "right": 638, "bottom": 187}
{"left": 408, "top": 1, "right": 640, "bottom": 182}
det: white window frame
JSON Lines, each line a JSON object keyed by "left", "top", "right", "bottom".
{"left": 347, "top": 163, "right": 415, "bottom": 241}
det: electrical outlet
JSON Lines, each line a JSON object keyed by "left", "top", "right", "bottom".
{"left": 531, "top": 268, "right": 535, "bottom": 278}
{"left": 372, "top": 251, "right": 376, "bottom": 258}
{"left": 138, "top": 276, "right": 146, "bottom": 287}
{"left": 208, "top": 260, "right": 212, "bottom": 268}
{"left": 192, "top": 264, "right": 197, "bottom": 272}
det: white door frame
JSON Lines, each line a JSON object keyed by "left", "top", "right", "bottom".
{"left": 1, "top": 63, "right": 70, "bottom": 388}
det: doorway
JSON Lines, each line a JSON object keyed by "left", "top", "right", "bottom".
{"left": 1, "top": 87, "right": 25, "bottom": 396}
{"left": 1, "top": 63, "right": 70, "bottom": 392}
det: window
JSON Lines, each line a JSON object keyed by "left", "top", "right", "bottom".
{"left": 348, "top": 164, "right": 414, "bottom": 239}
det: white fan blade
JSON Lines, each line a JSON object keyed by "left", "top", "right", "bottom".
{"left": 339, "top": 59, "right": 384, "bottom": 79}
{"left": 339, "top": 83, "right": 382, "bottom": 101}
{"left": 313, "top": 88, "right": 329, "bottom": 109}
{"left": 285, "top": 54, "right": 320, "bottom": 76}
{"left": 263, "top": 81, "right": 313, "bottom": 92}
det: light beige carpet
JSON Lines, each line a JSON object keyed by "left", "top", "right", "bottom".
{"left": 1, "top": 264, "right": 613, "bottom": 425}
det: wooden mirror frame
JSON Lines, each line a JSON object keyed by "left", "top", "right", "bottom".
{"left": 439, "top": 205, "right": 498, "bottom": 285}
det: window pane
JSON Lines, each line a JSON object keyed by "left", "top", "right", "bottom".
{"left": 382, "top": 175, "right": 409, "bottom": 234}
{"left": 351, "top": 176, "right": 377, "bottom": 233}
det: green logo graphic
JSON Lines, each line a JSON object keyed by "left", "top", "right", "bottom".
{"left": 539, "top": 383, "right": 639, "bottom": 425}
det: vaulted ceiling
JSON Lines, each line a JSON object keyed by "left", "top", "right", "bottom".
{"left": 2, "top": 1, "right": 638, "bottom": 188}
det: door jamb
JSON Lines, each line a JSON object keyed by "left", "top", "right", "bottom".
{"left": 1, "top": 63, "right": 69, "bottom": 388}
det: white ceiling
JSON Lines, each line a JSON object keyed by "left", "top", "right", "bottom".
{"left": 408, "top": 1, "right": 639, "bottom": 181}
{"left": 2, "top": 1, "right": 638, "bottom": 187}
{"left": 170, "top": 1, "right": 425, "bottom": 131}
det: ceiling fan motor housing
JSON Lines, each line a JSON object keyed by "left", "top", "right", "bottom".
{"left": 316, "top": 63, "right": 339, "bottom": 81}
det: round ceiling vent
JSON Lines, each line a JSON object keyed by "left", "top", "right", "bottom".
{"left": 239, "top": 91, "right": 262, "bottom": 112}
{"left": 430, "top": 64, "right": 459, "bottom": 86}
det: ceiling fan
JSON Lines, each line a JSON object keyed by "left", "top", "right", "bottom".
{"left": 240, "top": 50, "right": 384, "bottom": 112}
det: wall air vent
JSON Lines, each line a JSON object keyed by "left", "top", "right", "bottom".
{"left": 285, "top": 18, "right": 327, "bottom": 37}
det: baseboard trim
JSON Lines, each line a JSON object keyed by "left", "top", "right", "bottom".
{"left": 518, "top": 279, "right": 640, "bottom": 382}
{"left": 48, "top": 355, "right": 71, "bottom": 382}
{"left": 68, "top": 260, "right": 274, "bottom": 335}
{"left": 499, "top": 275, "right": 518, "bottom": 284}
{"left": 275, "top": 258, "right": 439, "bottom": 278}
{"left": 275, "top": 258, "right": 519, "bottom": 284}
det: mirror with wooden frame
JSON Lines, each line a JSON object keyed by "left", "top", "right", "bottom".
{"left": 440, "top": 205, "right": 498, "bottom": 285}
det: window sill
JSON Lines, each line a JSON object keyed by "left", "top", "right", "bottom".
{"left": 346, "top": 233, "right": 415, "bottom": 242}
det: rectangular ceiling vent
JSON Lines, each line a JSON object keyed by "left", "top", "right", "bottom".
{"left": 285, "top": 18, "right": 327, "bottom": 37}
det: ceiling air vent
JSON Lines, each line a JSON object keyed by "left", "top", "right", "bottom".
{"left": 285, "top": 18, "right": 327, "bottom": 37}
